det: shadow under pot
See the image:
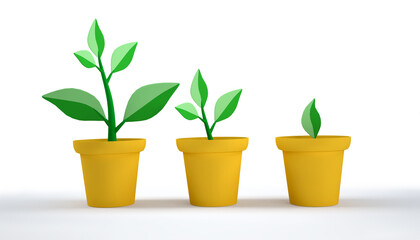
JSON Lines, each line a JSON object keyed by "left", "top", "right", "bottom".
{"left": 177, "top": 137, "right": 249, "bottom": 207}
{"left": 276, "top": 136, "right": 351, "bottom": 207}
{"left": 73, "top": 138, "right": 146, "bottom": 208}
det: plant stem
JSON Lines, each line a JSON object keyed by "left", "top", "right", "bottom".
{"left": 98, "top": 58, "right": 117, "bottom": 141}
{"left": 210, "top": 122, "right": 216, "bottom": 133}
{"left": 115, "top": 121, "right": 125, "bottom": 133}
{"left": 106, "top": 72, "right": 113, "bottom": 84}
{"left": 200, "top": 107, "right": 213, "bottom": 140}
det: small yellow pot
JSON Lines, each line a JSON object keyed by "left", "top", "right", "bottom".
{"left": 73, "top": 138, "right": 146, "bottom": 208}
{"left": 276, "top": 136, "right": 351, "bottom": 207}
{"left": 177, "top": 137, "right": 248, "bottom": 207}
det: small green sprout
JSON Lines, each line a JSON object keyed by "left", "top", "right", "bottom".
{"left": 175, "top": 69, "right": 242, "bottom": 140}
{"left": 301, "top": 98, "right": 321, "bottom": 138}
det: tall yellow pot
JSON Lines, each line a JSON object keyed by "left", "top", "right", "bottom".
{"left": 177, "top": 137, "right": 248, "bottom": 207}
{"left": 73, "top": 138, "right": 146, "bottom": 208}
{"left": 276, "top": 136, "right": 351, "bottom": 207}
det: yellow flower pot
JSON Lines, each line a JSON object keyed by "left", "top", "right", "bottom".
{"left": 177, "top": 137, "right": 249, "bottom": 207}
{"left": 73, "top": 138, "right": 146, "bottom": 208}
{"left": 276, "top": 136, "right": 351, "bottom": 207}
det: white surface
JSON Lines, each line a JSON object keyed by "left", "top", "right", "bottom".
{"left": 1, "top": 189, "right": 419, "bottom": 240}
{"left": 1, "top": 0, "right": 420, "bottom": 239}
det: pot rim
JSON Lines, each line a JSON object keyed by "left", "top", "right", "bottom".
{"left": 276, "top": 135, "right": 351, "bottom": 152}
{"left": 74, "top": 138, "right": 146, "bottom": 155}
{"left": 176, "top": 137, "right": 249, "bottom": 153}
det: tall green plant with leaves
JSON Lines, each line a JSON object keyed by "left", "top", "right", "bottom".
{"left": 43, "top": 19, "right": 179, "bottom": 141}
{"left": 175, "top": 69, "right": 242, "bottom": 140}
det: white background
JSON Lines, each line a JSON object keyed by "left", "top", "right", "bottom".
{"left": 0, "top": 0, "right": 419, "bottom": 239}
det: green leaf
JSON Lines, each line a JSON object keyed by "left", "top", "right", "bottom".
{"left": 74, "top": 50, "right": 96, "bottom": 68}
{"left": 88, "top": 19, "right": 105, "bottom": 57}
{"left": 190, "top": 69, "right": 208, "bottom": 107}
{"left": 301, "top": 98, "right": 321, "bottom": 138}
{"left": 124, "top": 83, "right": 180, "bottom": 122}
{"left": 111, "top": 42, "right": 137, "bottom": 73}
{"left": 214, "top": 89, "right": 242, "bottom": 123}
{"left": 175, "top": 103, "right": 199, "bottom": 120}
{"left": 42, "top": 88, "right": 106, "bottom": 122}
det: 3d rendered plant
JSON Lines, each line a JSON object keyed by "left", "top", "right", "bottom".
{"left": 175, "top": 69, "right": 242, "bottom": 140}
{"left": 301, "top": 98, "right": 321, "bottom": 138}
{"left": 42, "top": 20, "right": 179, "bottom": 141}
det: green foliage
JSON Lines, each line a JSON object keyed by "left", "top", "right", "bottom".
{"left": 124, "top": 83, "right": 180, "bottom": 122}
{"left": 175, "top": 69, "right": 242, "bottom": 140}
{"left": 190, "top": 69, "right": 208, "bottom": 107}
{"left": 175, "top": 103, "right": 199, "bottom": 120}
{"left": 88, "top": 19, "right": 105, "bottom": 57}
{"left": 301, "top": 98, "right": 321, "bottom": 138}
{"left": 111, "top": 42, "right": 137, "bottom": 73}
{"left": 74, "top": 50, "right": 96, "bottom": 68}
{"left": 214, "top": 89, "right": 242, "bottom": 123}
{"left": 42, "top": 88, "right": 106, "bottom": 122}
{"left": 43, "top": 20, "right": 179, "bottom": 141}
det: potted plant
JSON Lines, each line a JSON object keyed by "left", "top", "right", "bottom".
{"left": 175, "top": 69, "right": 248, "bottom": 207}
{"left": 42, "top": 20, "right": 179, "bottom": 208}
{"left": 276, "top": 99, "right": 351, "bottom": 207}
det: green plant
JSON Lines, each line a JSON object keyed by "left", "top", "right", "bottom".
{"left": 43, "top": 19, "right": 179, "bottom": 141}
{"left": 175, "top": 69, "right": 242, "bottom": 140}
{"left": 301, "top": 98, "right": 321, "bottom": 138}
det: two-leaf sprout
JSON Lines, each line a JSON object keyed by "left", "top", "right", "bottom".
{"left": 175, "top": 69, "right": 242, "bottom": 140}
{"left": 43, "top": 19, "right": 179, "bottom": 141}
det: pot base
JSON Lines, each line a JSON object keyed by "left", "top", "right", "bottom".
{"left": 177, "top": 137, "right": 249, "bottom": 207}
{"left": 289, "top": 201, "right": 338, "bottom": 207}
{"left": 284, "top": 151, "right": 344, "bottom": 207}
{"left": 184, "top": 152, "right": 242, "bottom": 207}
{"left": 74, "top": 139, "right": 146, "bottom": 208}
{"left": 81, "top": 152, "right": 139, "bottom": 208}
{"left": 276, "top": 136, "right": 351, "bottom": 207}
